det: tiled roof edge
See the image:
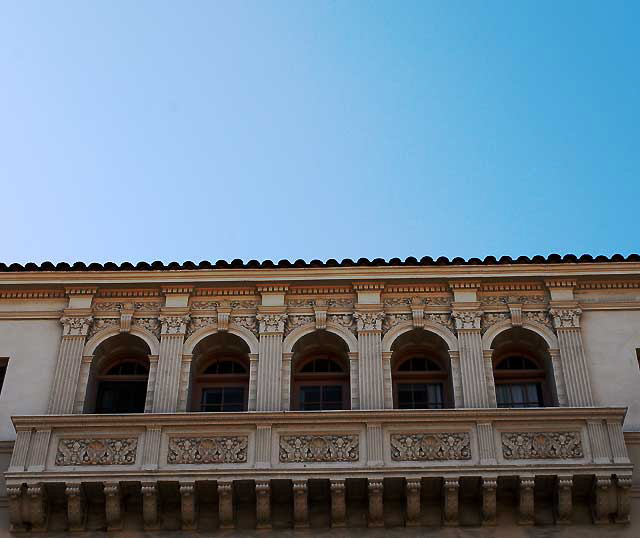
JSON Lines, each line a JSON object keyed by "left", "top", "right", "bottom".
{"left": 1, "top": 254, "right": 639, "bottom": 272}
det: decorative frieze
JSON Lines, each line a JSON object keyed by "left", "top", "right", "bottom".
{"left": 88, "top": 317, "right": 120, "bottom": 338}
{"left": 279, "top": 434, "right": 359, "bottom": 463}
{"left": 231, "top": 315, "right": 258, "bottom": 337}
{"left": 133, "top": 317, "right": 161, "bottom": 339}
{"left": 167, "top": 436, "right": 248, "bottom": 464}
{"left": 382, "top": 313, "right": 411, "bottom": 332}
{"left": 522, "top": 310, "right": 553, "bottom": 329}
{"left": 480, "top": 295, "right": 546, "bottom": 305}
{"left": 390, "top": 433, "right": 471, "bottom": 461}
{"left": 55, "top": 438, "right": 138, "bottom": 466}
{"left": 501, "top": 432, "right": 583, "bottom": 460}
{"left": 482, "top": 312, "right": 510, "bottom": 333}
{"left": 186, "top": 316, "right": 216, "bottom": 337}
{"left": 327, "top": 313, "right": 357, "bottom": 334}
{"left": 424, "top": 312, "right": 455, "bottom": 331}
{"left": 285, "top": 314, "right": 314, "bottom": 336}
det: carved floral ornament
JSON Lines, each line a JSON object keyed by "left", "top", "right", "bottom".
{"left": 167, "top": 436, "right": 248, "bottom": 464}
{"left": 160, "top": 315, "right": 190, "bottom": 335}
{"left": 501, "top": 432, "right": 583, "bottom": 460}
{"left": 256, "top": 313, "right": 287, "bottom": 333}
{"left": 390, "top": 433, "right": 471, "bottom": 461}
{"left": 55, "top": 438, "right": 138, "bottom": 466}
{"left": 353, "top": 311, "right": 385, "bottom": 332}
{"left": 549, "top": 308, "right": 582, "bottom": 329}
{"left": 231, "top": 315, "right": 258, "bottom": 337}
{"left": 285, "top": 314, "right": 314, "bottom": 336}
{"left": 279, "top": 435, "right": 359, "bottom": 463}
{"left": 133, "top": 318, "right": 161, "bottom": 339}
{"left": 61, "top": 316, "right": 93, "bottom": 337}
{"left": 451, "top": 310, "right": 482, "bottom": 330}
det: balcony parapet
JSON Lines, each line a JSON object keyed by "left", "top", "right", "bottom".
{"left": 5, "top": 408, "right": 633, "bottom": 531}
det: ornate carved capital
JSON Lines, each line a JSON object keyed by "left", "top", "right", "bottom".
{"left": 160, "top": 315, "right": 190, "bottom": 335}
{"left": 61, "top": 316, "right": 93, "bottom": 337}
{"left": 549, "top": 307, "right": 582, "bottom": 329}
{"left": 256, "top": 313, "right": 287, "bottom": 334}
{"left": 354, "top": 311, "right": 385, "bottom": 332}
{"left": 451, "top": 310, "right": 482, "bottom": 330}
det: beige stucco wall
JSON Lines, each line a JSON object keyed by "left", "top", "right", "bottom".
{"left": 581, "top": 310, "right": 640, "bottom": 429}
{"left": 0, "top": 319, "right": 61, "bottom": 440}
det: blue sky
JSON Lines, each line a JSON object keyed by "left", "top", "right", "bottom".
{"left": 1, "top": 1, "right": 638, "bottom": 264}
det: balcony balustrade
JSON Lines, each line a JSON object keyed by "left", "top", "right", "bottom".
{"left": 5, "top": 407, "right": 633, "bottom": 531}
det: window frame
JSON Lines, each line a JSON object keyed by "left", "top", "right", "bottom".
{"left": 95, "top": 357, "right": 150, "bottom": 414}
{"left": 493, "top": 353, "right": 549, "bottom": 408}
{"left": 292, "top": 354, "right": 350, "bottom": 411}
{"left": 192, "top": 355, "right": 250, "bottom": 412}
{"left": 392, "top": 354, "right": 449, "bottom": 410}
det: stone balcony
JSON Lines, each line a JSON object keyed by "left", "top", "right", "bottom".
{"left": 4, "top": 407, "right": 633, "bottom": 531}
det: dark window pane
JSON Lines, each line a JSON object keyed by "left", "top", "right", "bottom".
{"left": 496, "top": 383, "right": 543, "bottom": 408}
{"left": 397, "top": 383, "right": 443, "bottom": 409}
{"left": 96, "top": 381, "right": 147, "bottom": 413}
{"left": 0, "top": 365, "right": 6, "bottom": 395}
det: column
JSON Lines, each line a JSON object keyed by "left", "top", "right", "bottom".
{"left": 104, "top": 483, "right": 123, "bottom": 531}
{"left": 152, "top": 315, "right": 189, "bottom": 412}
{"left": 7, "top": 485, "right": 25, "bottom": 532}
{"left": 248, "top": 353, "right": 259, "bottom": 411}
{"left": 354, "top": 311, "right": 385, "bottom": 410}
{"left": 550, "top": 308, "right": 594, "bottom": 406}
{"left": 255, "top": 481, "right": 271, "bottom": 529}
{"left": 452, "top": 310, "right": 490, "bottom": 407}
{"left": 556, "top": 476, "right": 572, "bottom": 524}
{"left": 442, "top": 478, "right": 459, "bottom": 526}
{"left": 48, "top": 316, "right": 93, "bottom": 414}
{"left": 256, "top": 313, "right": 286, "bottom": 411}
{"left": 180, "top": 482, "right": 197, "bottom": 530}
{"left": 481, "top": 477, "right": 497, "bottom": 525}
{"left": 518, "top": 476, "right": 535, "bottom": 525}
{"left": 27, "top": 484, "right": 48, "bottom": 532}
{"left": 368, "top": 480, "right": 384, "bottom": 527}
{"left": 142, "top": 482, "right": 159, "bottom": 530}
{"left": 382, "top": 351, "right": 393, "bottom": 409}
{"left": 217, "top": 481, "right": 234, "bottom": 529}
{"left": 591, "top": 475, "right": 611, "bottom": 525}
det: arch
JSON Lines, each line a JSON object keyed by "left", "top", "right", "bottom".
{"left": 382, "top": 320, "right": 458, "bottom": 353}
{"left": 283, "top": 322, "right": 358, "bottom": 354}
{"left": 84, "top": 326, "right": 160, "bottom": 357}
{"left": 482, "top": 320, "right": 558, "bottom": 351}
{"left": 183, "top": 323, "right": 259, "bottom": 355}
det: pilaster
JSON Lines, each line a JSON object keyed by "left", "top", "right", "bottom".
{"left": 153, "top": 311, "right": 190, "bottom": 412}
{"left": 48, "top": 313, "right": 93, "bottom": 414}
{"left": 550, "top": 306, "right": 594, "bottom": 406}
{"left": 452, "top": 309, "right": 490, "bottom": 407}
{"left": 256, "top": 311, "right": 286, "bottom": 411}
{"left": 354, "top": 308, "right": 385, "bottom": 410}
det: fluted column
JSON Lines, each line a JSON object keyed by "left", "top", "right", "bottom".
{"left": 48, "top": 316, "right": 92, "bottom": 414}
{"left": 355, "top": 311, "right": 385, "bottom": 410}
{"left": 550, "top": 308, "right": 594, "bottom": 406}
{"left": 452, "top": 311, "right": 490, "bottom": 407}
{"left": 256, "top": 313, "right": 286, "bottom": 411}
{"left": 153, "top": 316, "right": 189, "bottom": 412}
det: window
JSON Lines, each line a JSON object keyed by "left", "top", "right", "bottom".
{"left": 95, "top": 360, "right": 149, "bottom": 414}
{"left": 193, "top": 358, "right": 249, "bottom": 412}
{"left": 393, "top": 356, "right": 446, "bottom": 409}
{"left": 494, "top": 355, "right": 545, "bottom": 408}
{"left": 0, "top": 357, "right": 8, "bottom": 396}
{"left": 293, "top": 356, "right": 349, "bottom": 411}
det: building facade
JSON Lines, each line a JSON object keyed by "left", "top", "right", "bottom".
{"left": 0, "top": 255, "right": 639, "bottom": 536}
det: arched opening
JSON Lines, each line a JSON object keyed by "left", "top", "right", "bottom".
{"left": 86, "top": 333, "right": 151, "bottom": 414}
{"left": 190, "top": 332, "right": 250, "bottom": 412}
{"left": 391, "top": 329, "right": 454, "bottom": 409}
{"left": 291, "top": 330, "right": 350, "bottom": 411}
{"left": 491, "top": 327, "right": 557, "bottom": 408}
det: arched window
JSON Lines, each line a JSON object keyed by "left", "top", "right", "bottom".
{"left": 95, "top": 359, "right": 149, "bottom": 414}
{"left": 494, "top": 355, "right": 546, "bottom": 408}
{"left": 193, "top": 357, "right": 249, "bottom": 412}
{"left": 293, "top": 355, "right": 349, "bottom": 411}
{"left": 393, "top": 356, "right": 447, "bottom": 409}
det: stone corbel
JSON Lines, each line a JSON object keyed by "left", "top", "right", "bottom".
{"left": 405, "top": 478, "right": 421, "bottom": 526}
{"left": 518, "top": 476, "right": 535, "bottom": 525}
{"left": 104, "top": 482, "right": 123, "bottom": 531}
{"left": 368, "top": 480, "right": 384, "bottom": 527}
{"left": 411, "top": 297, "right": 425, "bottom": 329}
{"left": 119, "top": 310, "right": 133, "bottom": 333}
{"left": 217, "top": 481, "right": 234, "bottom": 529}
{"left": 614, "top": 475, "right": 632, "bottom": 524}
{"left": 27, "top": 483, "right": 48, "bottom": 532}
{"left": 7, "top": 484, "right": 26, "bottom": 532}
{"left": 443, "top": 478, "right": 459, "bottom": 526}
{"left": 330, "top": 480, "right": 346, "bottom": 527}
{"left": 481, "top": 477, "right": 497, "bottom": 525}
{"left": 314, "top": 307, "right": 327, "bottom": 330}
{"left": 556, "top": 476, "right": 573, "bottom": 525}
{"left": 65, "top": 483, "right": 86, "bottom": 531}
{"left": 508, "top": 303, "right": 523, "bottom": 326}
{"left": 141, "top": 482, "right": 159, "bottom": 530}
{"left": 592, "top": 475, "right": 612, "bottom": 525}
{"left": 255, "top": 481, "right": 271, "bottom": 529}
{"left": 293, "top": 480, "right": 309, "bottom": 528}
{"left": 180, "top": 482, "right": 197, "bottom": 530}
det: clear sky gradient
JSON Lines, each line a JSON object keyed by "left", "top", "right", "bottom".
{"left": 1, "top": 1, "right": 639, "bottom": 264}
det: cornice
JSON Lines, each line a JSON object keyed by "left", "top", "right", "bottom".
{"left": 288, "top": 285, "right": 353, "bottom": 295}
{"left": 0, "top": 440, "right": 15, "bottom": 454}
{"left": 193, "top": 287, "right": 257, "bottom": 296}
{"left": 448, "top": 280, "right": 481, "bottom": 289}
{"left": 577, "top": 280, "right": 640, "bottom": 290}
{"left": 97, "top": 288, "right": 161, "bottom": 298}
{"left": 161, "top": 285, "right": 194, "bottom": 295}
{"left": 256, "top": 284, "right": 289, "bottom": 293}
{"left": 64, "top": 286, "right": 98, "bottom": 295}
{"left": 480, "top": 282, "right": 544, "bottom": 292}
{"left": 0, "top": 311, "right": 62, "bottom": 320}
{"left": 384, "top": 283, "right": 449, "bottom": 293}
{"left": 352, "top": 282, "right": 385, "bottom": 291}
{"left": 1, "top": 262, "right": 640, "bottom": 286}
{"left": 0, "top": 289, "right": 65, "bottom": 299}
